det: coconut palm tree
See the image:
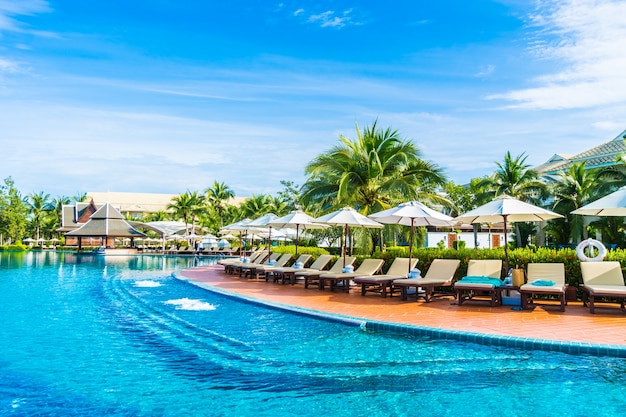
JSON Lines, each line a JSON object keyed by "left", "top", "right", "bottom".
{"left": 477, "top": 152, "right": 548, "bottom": 247}
{"left": 301, "top": 121, "right": 448, "bottom": 214}
{"left": 205, "top": 181, "right": 234, "bottom": 230}
{"left": 167, "top": 191, "right": 205, "bottom": 235}
{"left": 301, "top": 121, "right": 448, "bottom": 252}
{"left": 27, "top": 191, "right": 52, "bottom": 241}
{"left": 551, "top": 162, "right": 625, "bottom": 243}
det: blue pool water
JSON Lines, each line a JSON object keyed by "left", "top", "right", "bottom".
{"left": 1, "top": 251, "right": 625, "bottom": 417}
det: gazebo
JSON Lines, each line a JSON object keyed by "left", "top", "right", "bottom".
{"left": 65, "top": 202, "right": 146, "bottom": 250}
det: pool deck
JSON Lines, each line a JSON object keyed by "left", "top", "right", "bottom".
{"left": 181, "top": 264, "right": 626, "bottom": 347}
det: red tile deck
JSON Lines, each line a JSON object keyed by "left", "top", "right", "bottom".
{"left": 181, "top": 265, "right": 626, "bottom": 346}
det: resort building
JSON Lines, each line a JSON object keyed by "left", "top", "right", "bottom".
{"left": 534, "top": 129, "right": 626, "bottom": 180}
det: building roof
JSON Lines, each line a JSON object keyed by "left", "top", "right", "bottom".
{"left": 86, "top": 191, "right": 247, "bottom": 214}
{"left": 66, "top": 202, "right": 146, "bottom": 237}
{"left": 535, "top": 130, "right": 626, "bottom": 178}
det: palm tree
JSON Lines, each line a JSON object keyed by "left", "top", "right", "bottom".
{"left": 238, "top": 194, "right": 273, "bottom": 219}
{"left": 49, "top": 195, "right": 71, "bottom": 237}
{"left": 551, "top": 162, "right": 624, "bottom": 243}
{"left": 478, "top": 152, "right": 548, "bottom": 247}
{"left": 301, "top": 121, "right": 448, "bottom": 214}
{"left": 301, "top": 121, "right": 448, "bottom": 252}
{"left": 27, "top": 191, "right": 52, "bottom": 241}
{"left": 205, "top": 181, "right": 234, "bottom": 230}
{"left": 72, "top": 193, "right": 87, "bottom": 202}
{"left": 167, "top": 191, "right": 205, "bottom": 235}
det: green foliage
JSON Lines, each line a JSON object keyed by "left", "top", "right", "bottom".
{"left": 452, "top": 240, "right": 466, "bottom": 250}
{"left": 269, "top": 246, "right": 330, "bottom": 258}
{"left": 0, "top": 243, "right": 28, "bottom": 251}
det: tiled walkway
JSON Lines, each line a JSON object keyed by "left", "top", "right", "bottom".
{"left": 181, "top": 264, "right": 626, "bottom": 346}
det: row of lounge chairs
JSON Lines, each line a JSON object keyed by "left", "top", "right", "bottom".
{"left": 218, "top": 252, "right": 626, "bottom": 314}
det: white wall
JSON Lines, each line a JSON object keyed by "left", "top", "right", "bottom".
{"left": 426, "top": 231, "right": 507, "bottom": 249}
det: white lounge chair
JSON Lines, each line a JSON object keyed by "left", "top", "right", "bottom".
{"left": 454, "top": 259, "right": 503, "bottom": 306}
{"left": 580, "top": 261, "right": 626, "bottom": 314}
{"left": 318, "top": 258, "right": 385, "bottom": 293}
{"left": 519, "top": 263, "right": 567, "bottom": 311}
{"left": 392, "top": 259, "right": 461, "bottom": 302}
{"left": 353, "top": 258, "right": 418, "bottom": 297}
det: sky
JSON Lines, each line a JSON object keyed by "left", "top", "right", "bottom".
{"left": 1, "top": 0, "right": 626, "bottom": 199}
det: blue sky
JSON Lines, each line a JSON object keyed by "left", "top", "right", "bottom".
{"left": 1, "top": 0, "right": 625, "bottom": 198}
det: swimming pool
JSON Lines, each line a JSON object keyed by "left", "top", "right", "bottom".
{"left": 1, "top": 251, "right": 625, "bottom": 416}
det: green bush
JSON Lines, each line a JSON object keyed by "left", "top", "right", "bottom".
{"left": 0, "top": 244, "right": 28, "bottom": 251}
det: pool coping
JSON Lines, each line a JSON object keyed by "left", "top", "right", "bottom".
{"left": 174, "top": 272, "right": 626, "bottom": 358}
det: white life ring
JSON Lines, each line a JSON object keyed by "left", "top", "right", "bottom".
{"left": 576, "top": 238, "right": 607, "bottom": 262}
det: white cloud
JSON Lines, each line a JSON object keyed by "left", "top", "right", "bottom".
{"left": 475, "top": 64, "right": 495, "bottom": 78}
{"left": 490, "top": 0, "right": 626, "bottom": 110}
{"left": 305, "top": 9, "right": 359, "bottom": 28}
{"left": 0, "top": 0, "right": 51, "bottom": 32}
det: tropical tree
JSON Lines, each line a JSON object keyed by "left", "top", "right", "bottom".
{"left": 238, "top": 194, "right": 274, "bottom": 219}
{"left": 0, "top": 177, "right": 29, "bottom": 243}
{"left": 27, "top": 191, "right": 52, "bottom": 240}
{"left": 50, "top": 195, "right": 71, "bottom": 237}
{"left": 72, "top": 193, "right": 87, "bottom": 202}
{"left": 301, "top": 121, "right": 447, "bottom": 212}
{"left": 550, "top": 162, "right": 625, "bottom": 244}
{"left": 205, "top": 181, "right": 234, "bottom": 230}
{"left": 167, "top": 191, "right": 205, "bottom": 235}
{"left": 300, "top": 121, "right": 448, "bottom": 251}
{"left": 478, "top": 152, "right": 548, "bottom": 247}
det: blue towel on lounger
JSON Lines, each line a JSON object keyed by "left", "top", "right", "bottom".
{"left": 530, "top": 280, "right": 555, "bottom": 286}
{"left": 457, "top": 276, "right": 502, "bottom": 287}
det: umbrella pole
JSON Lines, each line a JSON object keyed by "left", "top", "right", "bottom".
{"left": 295, "top": 224, "right": 300, "bottom": 257}
{"left": 503, "top": 215, "right": 509, "bottom": 274}
{"left": 343, "top": 225, "right": 348, "bottom": 267}
{"left": 409, "top": 218, "right": 415, "bottom": 274}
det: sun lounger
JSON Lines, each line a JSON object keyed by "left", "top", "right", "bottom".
{"left": 454, "top": 259, "right": 503, "bottom": 306}
{"left": 279, "top": 254, "right": 333, "bottom": 285}
{"left": 392, "top": 259, "right": 461, "bottom": 302}
{"left": 241, "top": 252, "right": 283, "bottom": 278}
{"left": 297, "top": 257, "right": 356, "bottom": 289}
{"left": 265, "top": 254, "right": 314, "bottom": 283}
{"left": 519, "top": 263, "right": 567, "bottom": 311}
{"left": 260, "top": 254, "right": 310, "bottom": 282}
{"left": 352, "top": 257, "right": 418, "bottom": 297}
{"left": 222, "top": 251, "right": 266, "bottom": 274}
{"left": 318, "top": 258, "right": 385, "bottom": 293}
{"left": 247, "top": 253, "right": 293, "bottom": 280}
{"left": 580, "top": 261, "right": 626, "bottom": 314}
{"left": 230, "top": 252, "right": 274, "bottom": 276}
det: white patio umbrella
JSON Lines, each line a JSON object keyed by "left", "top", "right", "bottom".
{"left": 571, "top": 186, "right": 626, "bottom": 216}
{"left": 369, "top": 201, "right": 457, "bottom": 273}
{"left": 220, "top": 218, "right": 253, "bottom": 253}
{"left": 314, "top": 206, "right": 383, "bottom": 267}
{"left": 248, "top": 213, "right": 278, "bottom": 257}
{"left": 267, "top": 209, "right": 328, "bottom": 256}
{"left": 454, "top": 195, "right": 563, "bottom": 272}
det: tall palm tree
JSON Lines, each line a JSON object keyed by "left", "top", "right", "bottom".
{"left": 72, "top": 193, "right": 87, "bottom": 202}
{"left": 301, "top": 121, "right": 447, "bottom": 252}
{"left": 205, "top": 181, "right": 234, "bottom": 230}
{"left": 50, "top": 195, "right": 71, "bottom": 237}
{"left": 301, "top": 121, "right": 448, "bottom": 214}
{"left": 551, "top": 162, "right": 622, "bottom": 243}
{"left": 167, "top": 191, "right": 205, "bottom": 235}
{"left": 238, "top": 194, "right": 273, "bottom": 219}
{"left": 27, "top": 191, "right": 52, "bottom": 241}
{"left": 478, "top": 152, "right": 548, "bottom": 247}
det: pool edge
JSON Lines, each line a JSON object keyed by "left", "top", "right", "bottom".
{"left": 174, "top": 272, "right": 626, "bottom": 358}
